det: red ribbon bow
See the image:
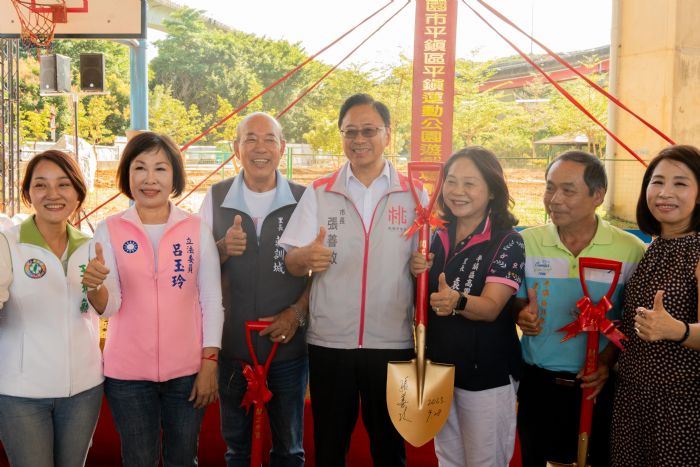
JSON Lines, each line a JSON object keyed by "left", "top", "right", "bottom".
{"left": 403, "top": 206, "right": 446, "bottom": 238}
{"left": 558, "top": 296, "right": 628, "bottom": 350}
{"left": 240, "top": 363, "right": 273, "bottom": 414}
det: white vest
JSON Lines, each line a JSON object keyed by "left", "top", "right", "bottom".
{"left": 0, "top": 224, "right": 103, "bottom": 398}
{"left": 307, "top": 162, "right": 417, "bottom": 349}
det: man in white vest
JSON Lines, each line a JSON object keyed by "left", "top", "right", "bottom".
{"left": 281, "top": 94, "right": 418, "bottom": 467}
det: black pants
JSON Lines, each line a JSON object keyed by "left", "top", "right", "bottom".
{"left": 308, "top": 344, "right": 413, "bottom": 467}
{"left": 517, "top": 363, "right": 615, "bottom": 467}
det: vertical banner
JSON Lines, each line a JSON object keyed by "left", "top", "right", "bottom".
{"left": 410, "top": 0, "right": 458, "bottom": 162}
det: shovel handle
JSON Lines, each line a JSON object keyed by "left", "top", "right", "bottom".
{"left": 579, "top": 330, "right": 599, "bottom": 436}
{"left": 407, "top": 161, "right": 444, "bottom": 209}
{"left": 407, "top": 161, "right": 444, "bottom": 328}
{"left": 244, "top": 320, "right": 280, "bottom": 372}
{"left": 246, "top": 321, "right": 270, "bottom": 332}
{"left": 578, "top": 257, "right": 622, "bottom": 300}
{"left": 415, "top": 223, "right": 430, "bottom": 326}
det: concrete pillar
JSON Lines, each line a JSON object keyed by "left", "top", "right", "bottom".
{"left": 608, "top": 0, "right": 700, "bottom": 221}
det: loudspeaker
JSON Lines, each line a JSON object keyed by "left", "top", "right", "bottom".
{"left": 39, "top": 54, "right": 71, "bottom": 93}
{"left": 80, "top": 53, "right": 105, "bottom": 92}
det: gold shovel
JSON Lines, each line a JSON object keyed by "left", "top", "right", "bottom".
{"left": 386, "top": 162, "right": 455, "bottom": 448}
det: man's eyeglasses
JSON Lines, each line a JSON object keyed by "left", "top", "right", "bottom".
{"left": 340, "top": 127, "right": 385, "bottom": 139}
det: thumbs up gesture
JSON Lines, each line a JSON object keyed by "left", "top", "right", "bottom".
{"left": 82, "top": 242, "right": 110, "bottom": 290}
{"left": 223, "top": 215, "right": 247, "bottom": 257}
{"left": 429, "top": 272, "right": 460, "bottom": 316}
{"left": 634, "top": 290, "right": 687, "bottom": 342}
{"left": 304, "top": 227, "right": 332, "bottom": 273}
{"left": 517, "top": 288, "right": 543, "bottom": 336}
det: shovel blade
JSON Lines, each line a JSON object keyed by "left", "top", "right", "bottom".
{"left": 386, "top": 358, "right": 455, "bottom": 447}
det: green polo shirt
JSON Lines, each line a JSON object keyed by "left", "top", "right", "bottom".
{"left": 517, "top": 217, "right": 646, "bottom": 372}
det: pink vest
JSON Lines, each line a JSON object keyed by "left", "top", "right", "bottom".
{"left": 104, "top": 209, "right": 202, "bottom": 381}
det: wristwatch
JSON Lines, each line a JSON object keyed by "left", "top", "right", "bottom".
{"left": 290, "top": 303, "right": 307, "bottom": 327}
{"left": 454, "top": 292, "right": 468, "bottom": 315}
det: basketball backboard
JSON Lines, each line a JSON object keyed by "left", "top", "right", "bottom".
{"left": 0, "top": 0, "right": 146, "bottom": 39}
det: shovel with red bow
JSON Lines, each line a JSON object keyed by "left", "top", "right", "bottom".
{"left": 241, "top": 320, "right": 280, "bottom": 467}
{"left": 548, "top": 257, "right": 626, "bottom": 467}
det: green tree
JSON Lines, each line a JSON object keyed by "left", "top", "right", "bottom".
{"left": 373, "top": 54, "right": 413, "bottom": 156}
{"left": 452, "top": 58, "right": 528, "bottom": 156}
{"left": 20, "top": 107, "right": 52, "bottom": 142}
{"left": 78, "top": 95, "right": 119, "bottom": 144}
{"left": 516, "top": 77, "right": 556, "bottom": 158}
{"left": 150, "top": 8, "right": 315, "bottom": 142}
{"left": 301, "top": 65, "right": 374, "bottom": 155}
{"left": 545, "top": 57, "right": 608, "bottom": 157}
{"left": 208, "top": 96, "right": 243, "bottom": 143}
{"left": 149, "top": 85, "right": 205, "bottom": 145}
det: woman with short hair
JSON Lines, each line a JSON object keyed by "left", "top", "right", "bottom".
{"left": 0, "top": 150, "right": 103, "bottom": 466}
{"left": 82, "top": 132, "right": 224, "bottom": 467}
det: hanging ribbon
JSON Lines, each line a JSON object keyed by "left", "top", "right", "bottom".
{"left": 240, "top": 363, "right": 273, "bottom": 414}
{"left": 403, "top": 206, "right": 446, "bottom": 239}
{"left": 558, "top": 296, "right": 628, "bottom": 350}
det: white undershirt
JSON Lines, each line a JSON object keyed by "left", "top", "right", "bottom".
{"left": 280, "top": 161, "right": 426, "bottom": 250}
{"left": 242, "top": 184, "right": 276, "bottom": 238}
{"left": 142, "top": 224, "right": 166, "bottom": 269}
{"left": 279, "top": 161, "right": 391, "bottom": 249}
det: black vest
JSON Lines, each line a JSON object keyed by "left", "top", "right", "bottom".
{"left": 211, "top": 176, "right": 308, "bottom": 363}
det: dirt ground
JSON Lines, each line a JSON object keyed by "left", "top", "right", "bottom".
{"left": 81, "top": 162, "right": 547, "bottom": 229}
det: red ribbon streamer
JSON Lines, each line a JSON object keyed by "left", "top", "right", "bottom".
{"left": 474, "top": 0, "right": 675, "bottom": 146}
{"left": 462, "top": 0, "right": 648, "bottom": 168}
{"left": 78, "top": 1, "right": 400, "bottom": 222}
{"left": 240, "top": 363, "right": 273, "bottom": 414}
{"left": 558, "top": 296, "right": 628, "bottom": 350}
{"left": 403, "top": 206, "right": 446, "bottom": 239}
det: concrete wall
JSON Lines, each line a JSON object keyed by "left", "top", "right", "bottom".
{"left": 608, "top": 0, "right": 700, "bottom": 221}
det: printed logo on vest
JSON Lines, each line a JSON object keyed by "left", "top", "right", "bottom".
{"left": 123, "top": 240, "right": 139, "bottom": 254}
{"left": 24, "top": 258, "right": 47, "bottom": 279}
{"left": 387, "top": 206, "right": 408, "bottom": 225}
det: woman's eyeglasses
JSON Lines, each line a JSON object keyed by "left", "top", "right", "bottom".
{"left": 340, "top": 127, "right": 385, "bottom": 139}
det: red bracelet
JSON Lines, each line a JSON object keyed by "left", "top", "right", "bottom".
{"left": 202, "top": 354, "right": 218, "bottom": 363}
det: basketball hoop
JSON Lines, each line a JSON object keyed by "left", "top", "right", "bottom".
{"left": 9, "top": 0, "right": 67, "bottom": 49}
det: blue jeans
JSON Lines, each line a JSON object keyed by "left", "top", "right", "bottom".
{"left": 219, "top": 355, "right": 308, "bottom": 467}
{"left": 0, "top": 384, "right": 103, "bottom": 467}
{"left": 104, "top": 374, "right": 205, "bottom": 467}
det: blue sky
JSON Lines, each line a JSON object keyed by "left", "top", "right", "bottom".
{"left": 149, "top": 0, "right": 612, "bottom": 67}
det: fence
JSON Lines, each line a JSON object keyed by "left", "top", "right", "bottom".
{"left": 4, "top": 147, "right": 645, "bottom": 231}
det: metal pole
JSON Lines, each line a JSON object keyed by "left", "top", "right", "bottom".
{"left": 72, "top": 92, "right": 81, "bottom": 228}
{"left": 603, "top": 0, "right": 621, "bottom": 214}
{"left": 12, "top": 40, "right": 19, "bottom": 216}
{"left": 4, "top": 39, "right": 21, "bottom": 217}
{"left": 129, "top": 39, "right": 148, "bottom": 131}
{"left": 73, "top": 92, "right": 79, "bottom": 164}
{"left": 1, "top": 40, "right": 7, "bottom": 215}
{"left": 286, "top": 146, "right": 292, "bottom": 179}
